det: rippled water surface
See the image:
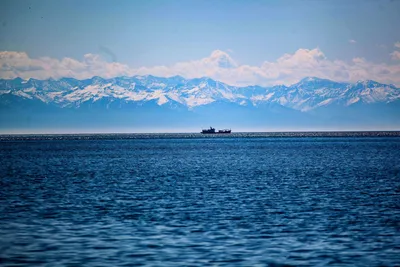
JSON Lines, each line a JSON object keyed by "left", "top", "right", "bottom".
{"left": 1, "top": 134, "right": 400, "bottom": 266}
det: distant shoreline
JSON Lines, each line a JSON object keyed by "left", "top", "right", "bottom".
{"left": 1, "top": 131, "right": 400, "bottom": 141}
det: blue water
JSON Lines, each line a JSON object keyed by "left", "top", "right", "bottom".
{"left": 1, "top": 134, "right": 399, "bottom": 266}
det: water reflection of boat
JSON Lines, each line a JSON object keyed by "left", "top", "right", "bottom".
{"left": 201, "top": 127, "right": 231, "bottom": 134}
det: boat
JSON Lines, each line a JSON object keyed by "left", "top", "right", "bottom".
{"left": 201, "top": 126, "right": 231, "bottom": 134}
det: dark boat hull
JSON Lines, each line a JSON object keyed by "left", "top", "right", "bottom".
{"left": 201, "top": 127, "right": 231, "bottom": 134}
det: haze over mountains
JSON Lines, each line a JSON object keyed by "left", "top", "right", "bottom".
{"left": 1, "top": 75, "right": 399, "bottom": 133}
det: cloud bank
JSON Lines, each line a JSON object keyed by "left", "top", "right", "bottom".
{"left": 1, "top": 45, "right": 400, "bottom": 86}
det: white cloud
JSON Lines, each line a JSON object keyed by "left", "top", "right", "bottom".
{"left": 390, "top": 42, "right": 400, "bottom": 61}
{"left": 1, "top": 48, "right": 400, "bottom": 86}
{"left": 391, "top": 51, "right": 400, "bottom": 61}
{"left": 0, "top": 51, "right": 134, "bottom": 80}
{"left": 349, "top": 39, "right": 357, "bottom": 44}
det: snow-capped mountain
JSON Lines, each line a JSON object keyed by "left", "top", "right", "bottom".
{"left": 1, "top": 75, "right": 399, "bottom": 131}
{"left": 1, "top": 75, "right": 399, "bottom": 111}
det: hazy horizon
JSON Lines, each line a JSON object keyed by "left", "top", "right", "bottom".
{"left": 2, "top": 126, "right": 400, "bottom": 135}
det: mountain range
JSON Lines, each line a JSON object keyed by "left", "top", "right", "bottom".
{"left": 0, "top": 75, "right": 399, "bottom": 132}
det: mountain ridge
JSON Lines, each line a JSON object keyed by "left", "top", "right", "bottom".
{"left": 1, "top": 75, "right": 399, "bottom": 131}
{"left": 1, "top": 75, "right": 399, "bottom": 111}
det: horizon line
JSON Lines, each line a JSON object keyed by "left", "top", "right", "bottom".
{"left": 1, "top": 129, "right": 400, "bottom": 135}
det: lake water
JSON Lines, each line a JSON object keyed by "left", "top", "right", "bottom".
{"left": 1, "top": 133, "right": 399, "bottom": 266}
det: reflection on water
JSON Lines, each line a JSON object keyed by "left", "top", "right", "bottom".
{"left": 0, "top": 134, "right": 399, "bottom": 266}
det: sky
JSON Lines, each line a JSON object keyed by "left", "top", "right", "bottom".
{"left": 1, "top": 0, "right": 400, "bottom": 86}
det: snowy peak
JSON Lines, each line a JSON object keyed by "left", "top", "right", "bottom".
{"left": 0, "top": 76, "right": 399, "bottom": 111}
{"left": 299, "top": 76, "right": 321, "bottom": 83}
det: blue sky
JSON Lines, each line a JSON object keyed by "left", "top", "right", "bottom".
{"left": 1, "top": 0, "right": 400, "bottom": 86}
